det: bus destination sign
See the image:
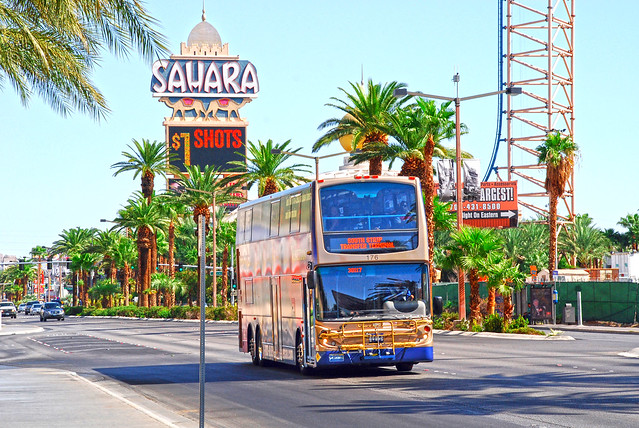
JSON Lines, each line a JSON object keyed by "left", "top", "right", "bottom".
{"left": 167, "top": 125, "right": 246, "bottom": 172}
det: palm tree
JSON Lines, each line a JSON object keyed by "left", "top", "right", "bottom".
{"left": 112, "top": 235, "right": 137, "bottom": 306}
{"left": 499, "top": 221, "right": 549, "bottom": 274}
{"left": 90, "top": 230, "right": 121, "bottom": 282}
{"left": 157, "top": 192, "right": 189, "bottom": 281}
{"left": 351, "top": 99, "right": 465, "bottom": 284}
{"left": 70, "top": 252, "right": 101, "bottom": 306}
{"left": 0, "top": 0, "right": 168, "bottom": 119}
{"left": 111, "top": 138, "right": 176, "bottom": 203}
{"left": 216, "top": 217, "right": 237, "bottom": 306}
{"left": 536, "top": 131, "right": 579, "bottom": 274}
{"left": 559, "top": 214, "right": 611, "bottom": 268}
{"left": 89, "top": 279, "right": 121, "bottom": 308}
{"left": 314, "top": 79, "right": 410, "bottom": 175}
{"left": 227, "top": 139, "right": 310, "bottom": 197}
{"left": 444, "top": 226, "right": 503, "bottom": 324}
{"left": 114, "top": 194, "right": 168, "bottom": 307}
{"left": 618, "top": 212, "right": 639, "bottom": 251}
{"left": 177, "top": 164, "right": 240, "bottom": 306}
{"left": 51, "top": 227, "right": 97, "bottom": 306}
{"left": 486, "top": 256, "right": 526, "bottom": 322}
{"left": 30, "top": 245, "right": 47, "bottom": 298}
{"left": 150, "top": 273, "right": 184, "bottom": 308}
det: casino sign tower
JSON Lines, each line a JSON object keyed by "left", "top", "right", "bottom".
{"left": 150, "top": 10, "right": 259, "bottom": 174}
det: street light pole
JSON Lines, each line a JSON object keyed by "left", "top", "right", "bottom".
{"left": 394, "top": 78, "right": 522, "bottom": 321}
{"left": 270, "top": 149, "right": 350, "bottom": 180}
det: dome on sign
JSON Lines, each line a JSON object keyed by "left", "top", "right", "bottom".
{"left": 187, "top": 19, "right": 222, "bottom": 47}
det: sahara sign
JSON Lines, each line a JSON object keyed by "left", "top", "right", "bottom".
{"left": 151, "top": 59, "right": 259, "bottom": 97}
{"left": 439, "top": 181, "right": 519, "bottom": 228}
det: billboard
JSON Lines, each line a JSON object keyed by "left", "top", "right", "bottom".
{"left": 167, "top": 125, "right": 246, "bottom": 172}
{"left": 435, "top": 181, "right": 519, "bottom": 228}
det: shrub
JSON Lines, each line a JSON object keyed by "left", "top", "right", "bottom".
{"left": 433, "top": 312, "right": 459, "bottom": 330}
{"left": 508, "top": 326, "right": 545, "bottom": 335}
{"left": 507, "top": 315, "right": 529, "bottom": 330}
{"left": 65, "top": 306, "right": 83, "bottom": 315}
{"left": 483, "top": 314, "right": 505, "bottom": 333}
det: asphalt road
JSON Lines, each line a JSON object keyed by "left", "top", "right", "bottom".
{"left": 1, "top": 314, "right": 639, "bottom": 427}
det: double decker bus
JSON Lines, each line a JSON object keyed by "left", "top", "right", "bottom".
{"left": 236, "top": 175, "right": 433, "bottom": 373}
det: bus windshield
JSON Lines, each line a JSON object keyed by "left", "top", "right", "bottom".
{"left": 320, "top": 181, "right": 417, "bottom": 232}
{"left": 314, "top": 263, "right": 429, "bottom": 321}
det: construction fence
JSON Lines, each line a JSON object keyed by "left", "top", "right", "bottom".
{"left": 433, "top": 281, "right": 639, "bottom": 325}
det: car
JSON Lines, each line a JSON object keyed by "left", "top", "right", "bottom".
{"left": 40, "top": 302, "right": 65, "bottom": 322}
{"left": 30, "top": 303, "right": 43, "bottom": 316}
{"left": 24, "top": 300, "right": 40, "bottom": 315}
{"left": 17, "top": 303, "right": 26, "bottom": 313}
{"left": 0, "top": 302, "right": 17, "bottom": 319}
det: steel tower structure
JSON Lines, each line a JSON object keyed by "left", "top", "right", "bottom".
{"left": 497, "top": 0, "right": 575, "bottom": 224}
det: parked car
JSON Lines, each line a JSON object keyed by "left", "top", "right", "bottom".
{"left": 30, "top": 303, "right": 43, "bottom": 316}
{"left": 0, "top": 302, "right": 17, "bottom": 319}
{"left": 24, "top": 300, "right": 40, "bottom": 315}
{"left": 17, "top": 303, "right": 26, "bottom": 313}
{"left": 40, "top": 302, "right": 65, "bottom": 322}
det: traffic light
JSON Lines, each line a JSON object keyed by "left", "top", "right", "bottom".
{"left": 47, "top": 258, "right": 52, "bottom": 270}
{"left": 19, "top": 258, "right": 24, "bottom": 271}
{"left": 178, "top": 263, "right": 184, "bottom": 272}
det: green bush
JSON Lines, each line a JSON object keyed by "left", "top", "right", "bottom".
{"left": 432, "top": 312, "right": 459, "bottom": 330}
{"left": 507, "top": 315, "right": 529, "bottom": 330}
{"left": 65, "top": 306, "right": 83, "bottom": 315}
{"left": 508, "top": 326, "right": 545, "bottom": 335}
{"left": 483, "top": 314, "right": 505, "bottom": 333}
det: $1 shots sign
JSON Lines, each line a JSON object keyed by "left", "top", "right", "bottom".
{"left": 166, "top": 125, "right": 246, "bottom": 172}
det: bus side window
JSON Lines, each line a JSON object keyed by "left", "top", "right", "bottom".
{"left": 300, "top": 190, "right": 311, "bottom": 233}
{"left": 270, "top": 200, "right": 280, "bottom": 236}
{"left": 245, "top": 279, "right": 253, "bottom": 304}
{"left": 290, "top": 194, "right": 301, "bottom": 233}
{"left": 244, "top": 208, "right": 253, "bottom": 242}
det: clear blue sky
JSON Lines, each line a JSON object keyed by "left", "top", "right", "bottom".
{"left": 1, "top": 1, "right": 637, "bottom": 257}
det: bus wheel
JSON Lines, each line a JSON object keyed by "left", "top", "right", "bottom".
{"left": 250, "top": 331, "right": 259, "bottom": 366}
{"left": 396, "top": 363, "right": 414, "bottom": 372}
{"left": 296, "top": 335, "right": 311, "bottom": 375}
{"left": 256, "top": 331, "right": 267, "bottom": 367}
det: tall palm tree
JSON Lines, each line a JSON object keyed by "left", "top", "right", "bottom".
{"left": 536, "top": 131, "right": 579, "bottom": 274}
{"left": 444, "top": 226, "right": 503, "bottom": 324}
{"left": 111, "top": 138, "right": 176, "bottom": 203}
{"left": 314, "top": 79, "right": 410, "bottom": 175}
{"left": 51, "top": 227, "right": 97, "bottom": 306}
{"left": 177, "top": 164, "right": 240, "bottom": 306}
{"left": 90, "top": 230, "right": 121, "bottom": 282}
{"left": 618, "top": 212, "right": 639, "bottom": 251}
{"left": 157, "top": 192, "right": 188, "bottom": 281}
{"left": 0, "top": 0, "right": 168, "bottom": 119}
{"left": 114, "top": 194, "right": 168, "bottom": 307}
{"left": 227, "top": 139, "right": 310, "bottom": 197}
{"left": 30, "top": 245, "right": 47, "bottom": 298}
{"left": 351, "top": 99, "right": 465, "bottom": 284}
{"left": 216, "top": 217, "right": 237, "bottom": 306}
{"left": 112, "top": 235, "right": 137, "bottom": 306}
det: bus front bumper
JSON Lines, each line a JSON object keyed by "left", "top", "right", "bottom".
{"left": 315, "top": 346, "right": 433, "bottom": 367}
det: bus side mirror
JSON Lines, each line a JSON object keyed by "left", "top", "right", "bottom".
{"left": 433, "top": 296, "right": 443, "bottom": 316}
{"left": 306, "top": 271, "right": 316, "bottom": 289}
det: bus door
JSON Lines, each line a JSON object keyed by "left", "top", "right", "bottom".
{"left": 303, "top": 277, "right": 316, "bottom": 366}
{"left": 270, "top": 276, "right": 282, "bottom": 360}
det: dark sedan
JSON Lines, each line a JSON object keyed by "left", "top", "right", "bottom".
{"left": 40, "top": 302, "right": 65, "bottom": 321}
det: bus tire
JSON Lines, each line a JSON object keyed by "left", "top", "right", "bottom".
{"left": 249, "top": 329, "right": 259, "bottom": 366}
{"left": 396, "top": 363, "right": 414, "bottom": 372}
{"left": 256, "top": 330, "right": 268, "bottom": 367}
{"left": 296, "top": 333, "right": 311, "bottom": 375}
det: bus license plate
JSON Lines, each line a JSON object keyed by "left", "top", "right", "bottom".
{"left": 368, "top": 334, "right": 384, "bottom": 344}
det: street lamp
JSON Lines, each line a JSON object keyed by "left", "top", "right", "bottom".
{"left": 270, "top": 149, "right": 350, "bottom": 180}
{"left": 394, "top": 76, "right": 522, "bottom": 320}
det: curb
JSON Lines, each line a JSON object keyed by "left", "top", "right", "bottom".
{"left": 434, "top": 329, "right": 575, "bottom": 340}
{"left": 0, "top": 326, "right": 44, "bottom": 336}
{"left": 70, "top": 315, "right": 238, "bottom": 324}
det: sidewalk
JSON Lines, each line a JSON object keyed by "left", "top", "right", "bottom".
{"left": 0, "top": 322, "right": 198, "bottom": 427}
{"left": 533, "top": 323, "right": 639, "bottom": 335}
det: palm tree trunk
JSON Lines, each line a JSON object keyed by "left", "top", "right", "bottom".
{"left": 503, "top": 292, "right": 514, "bottom": 322}
{"left": 423, "top": 138, "right": 437, "bottom": 286}
{"left": 468, "top": 269, "right": 481, "bottom": 324}
{"left": 222, "top": 247, "right": 229, "bottom": 305}
{"left": 368, "top": 156, "right": 383, "bottom": 176}
{"left": 487, "top": 287, "right": 496, "bottom": 315}
{"left": 123, "top": 263, "right": 131, "bottom": 306}
{"left": 549, "top": 194, "right": 558, "bottom": 273}
{"left": 138, "top": 227, "right": 153, "bottom": 308}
